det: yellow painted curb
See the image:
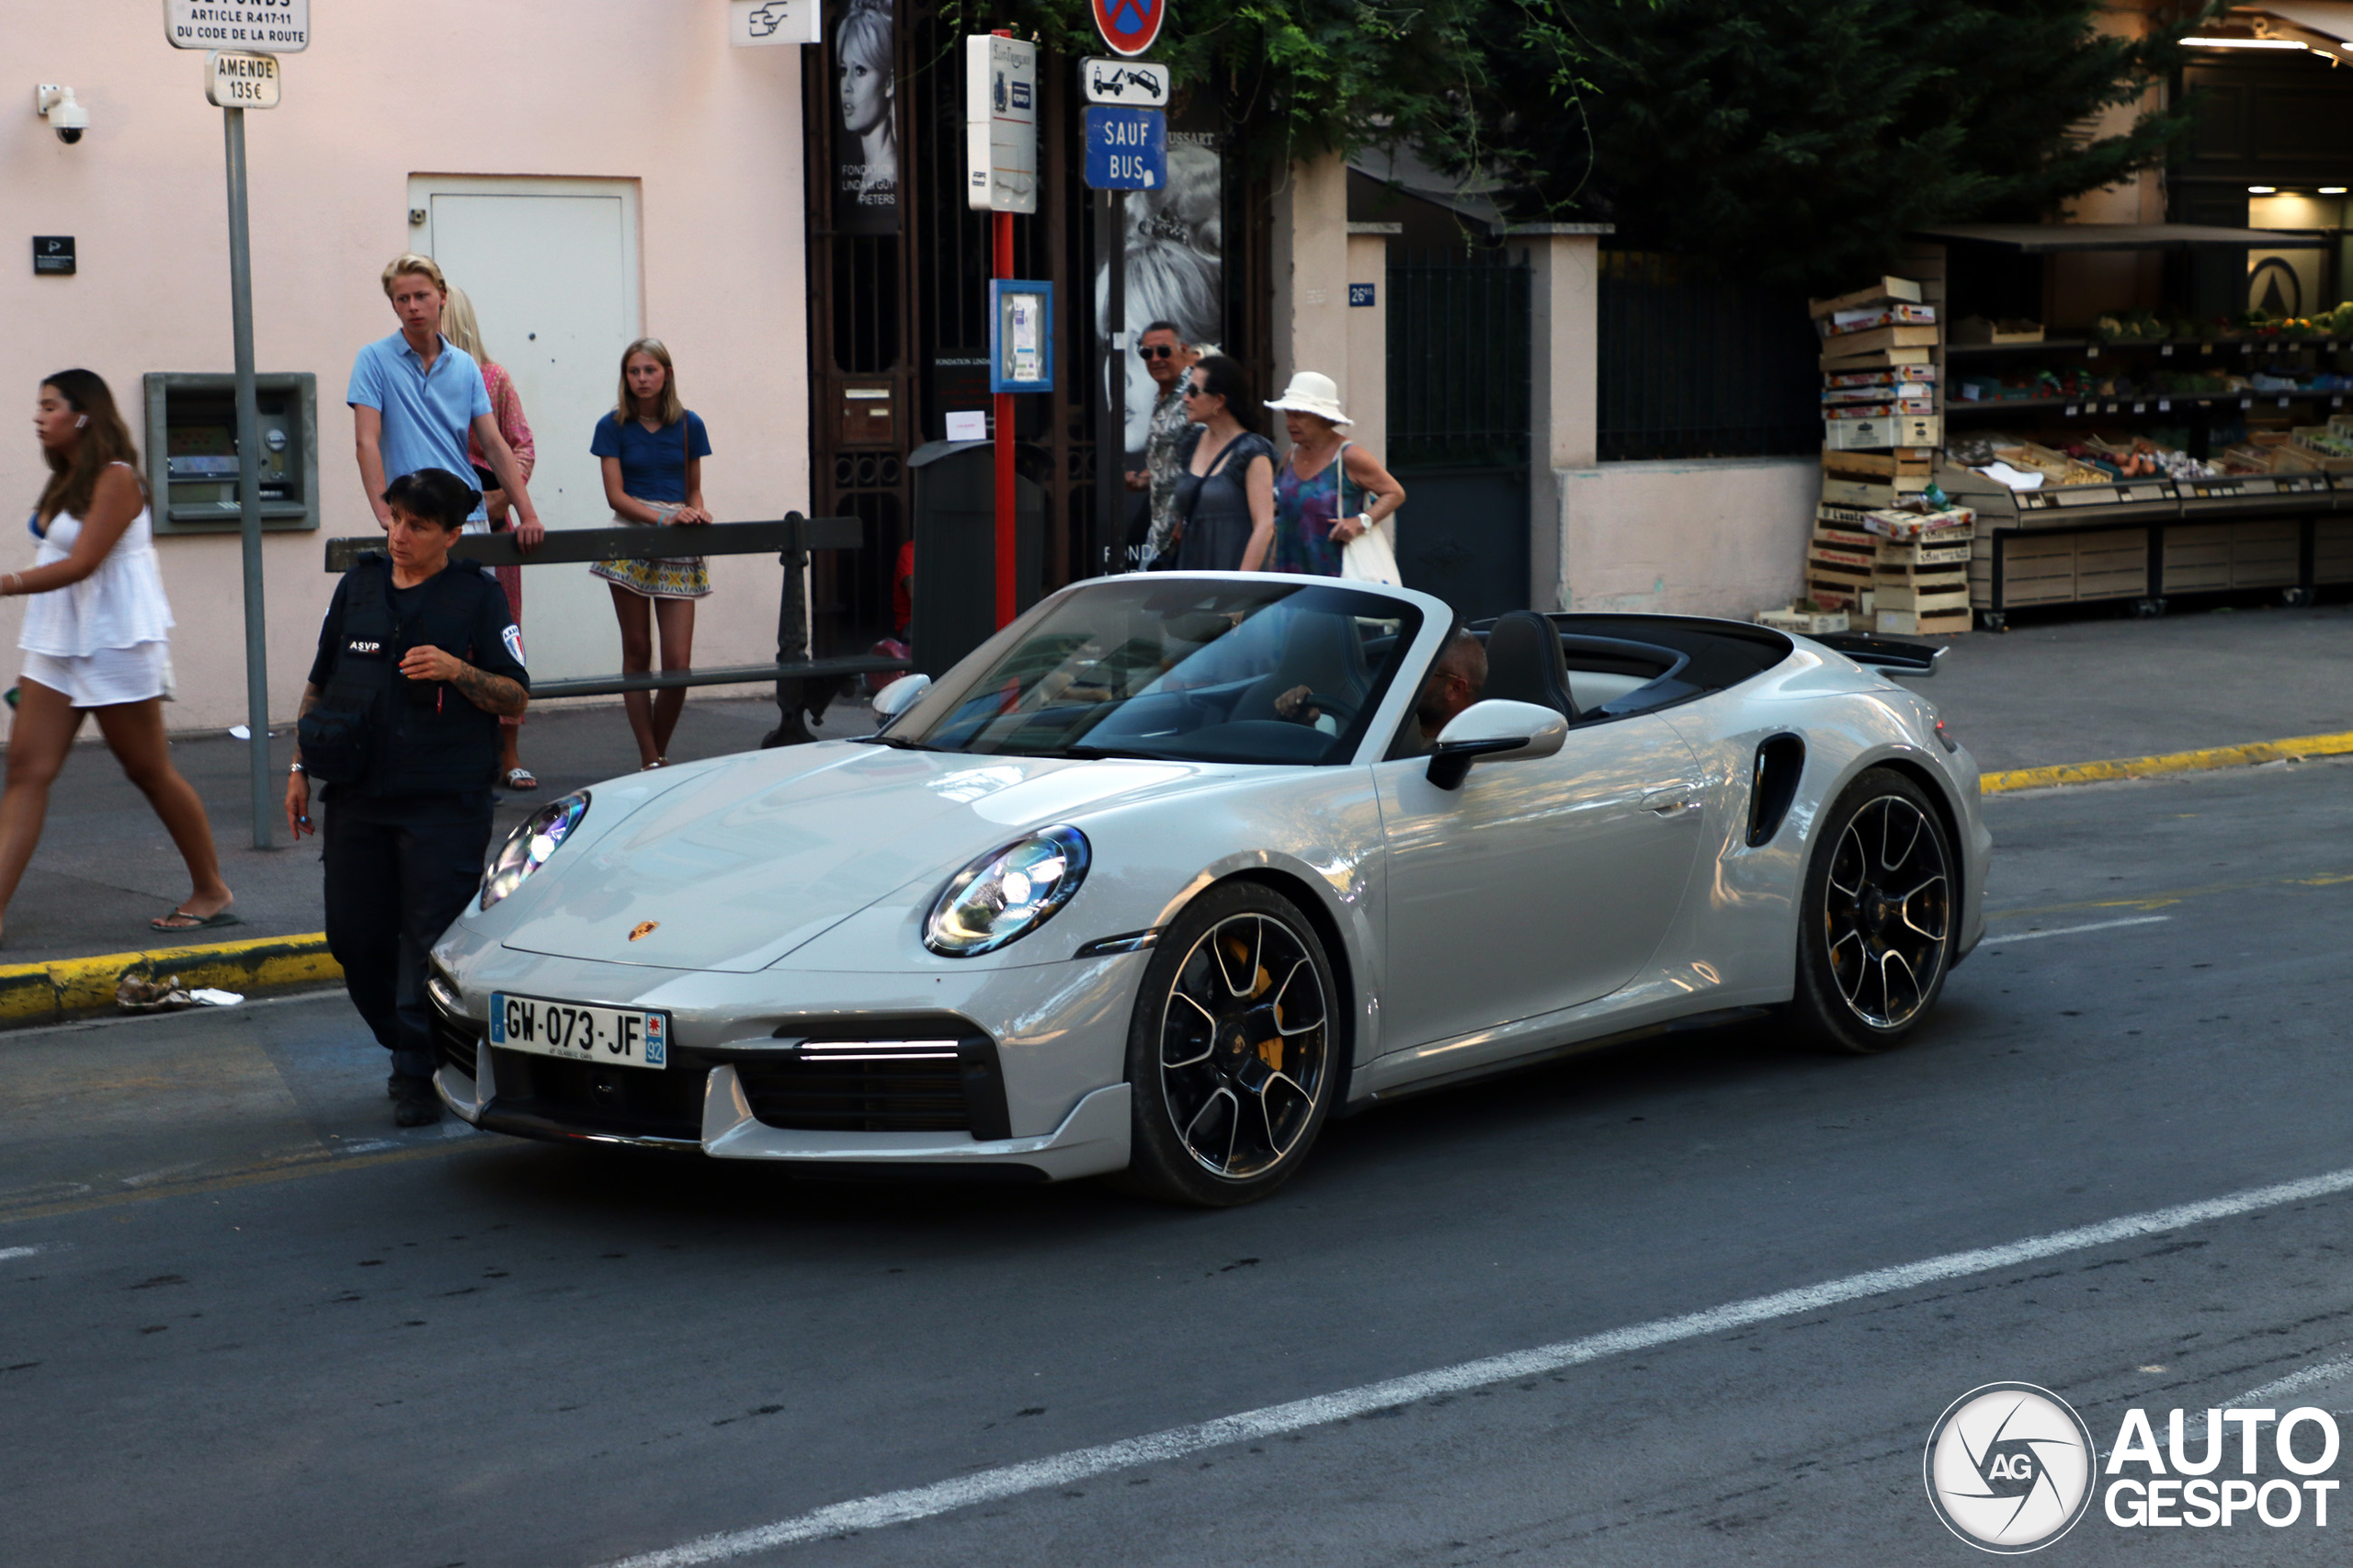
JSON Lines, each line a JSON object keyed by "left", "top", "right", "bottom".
{"left": 0, "top": 931, "right": 337, "bottom": 1024}
{"left": 1982, "top": 730, "right": 2353, "bottom": 795}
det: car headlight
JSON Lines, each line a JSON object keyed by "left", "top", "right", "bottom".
{"left": 480, "top": 790, "right": 590, "bottom": 911}
{"left": 924, "top": 825, "right": 1090, "bottom": 956}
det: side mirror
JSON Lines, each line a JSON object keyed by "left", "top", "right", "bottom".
{"left": 871, "top": 673, "right": 931, "bottom": 722}
{"left": 1426, "top": 699, "right": 1567, "bottom": 790}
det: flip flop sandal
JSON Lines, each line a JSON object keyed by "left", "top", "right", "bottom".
{"left": 505, "top": 767, "right": 539, "bottom": 790}
{"left": 151, "top": 909, "right": 243, "bottom": 933}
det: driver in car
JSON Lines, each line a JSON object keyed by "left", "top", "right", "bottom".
{"left": 1275, "top": 629, "right": 1484, "bottom": 754}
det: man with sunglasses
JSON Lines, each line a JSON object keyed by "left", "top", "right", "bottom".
{"left": 1123, "top": 322, "right": 1195, "bottom": 567}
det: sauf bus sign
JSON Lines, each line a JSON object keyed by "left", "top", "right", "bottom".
{"left": 163, "top": 0, "right": 311, "bottom": 53}
{"left": 1090, "top": 0, "right": 1165, "bottom": 58}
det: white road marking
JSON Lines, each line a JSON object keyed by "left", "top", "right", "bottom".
{"left": 605, "top": 1163, "right": 2353, "bottom": 1568}
{"left": 2234, "top": 1355, "right": 2353, "bottom": 1405}
{"left": 2103, "top": 1356, "right": 2353, "bottom": 1459}
{"left": 1987, "top": 915, "right": 2170, "bottom": 943}
{"left": 0, "top": 1243, "right": 63, "bottom": 1263}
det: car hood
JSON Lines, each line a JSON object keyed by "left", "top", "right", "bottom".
{"left": 499, "top": 742, "right": 1207, "bottom": 971}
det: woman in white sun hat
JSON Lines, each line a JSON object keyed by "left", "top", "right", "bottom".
{"left": 1264, "top": 370, "right": 1406, "bottom": 577}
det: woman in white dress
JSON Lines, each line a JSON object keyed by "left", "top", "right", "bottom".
{"left": 0, "top": 370, "right": 234, "bottom": 943}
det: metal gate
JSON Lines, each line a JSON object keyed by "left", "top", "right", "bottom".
{"left": 1386, "top": 250, "right": 1532, "bottom": 622}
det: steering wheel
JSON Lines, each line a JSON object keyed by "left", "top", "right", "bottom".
{"left": 1300, "top": 691, "right": 1359, "bottom": 722}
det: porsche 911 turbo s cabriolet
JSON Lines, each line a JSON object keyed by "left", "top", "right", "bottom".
{"left": 428, "top": 573, "right": 1988, "bottom": 1206}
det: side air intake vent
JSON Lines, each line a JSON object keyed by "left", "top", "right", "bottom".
{"left": 1747, "top": 734, "right": 1806, "bottom": 847}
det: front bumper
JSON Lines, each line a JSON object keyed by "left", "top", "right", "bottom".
{"left": 427, "top": 937, "right": 1142, "bottom": 1182}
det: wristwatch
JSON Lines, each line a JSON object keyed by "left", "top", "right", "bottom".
{"left": 289, "top": 762, "right": 306, "bottom": 776}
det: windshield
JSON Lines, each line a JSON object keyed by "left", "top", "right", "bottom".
{"left": 883, "top": 579, "right": 1424, "bottom": 765}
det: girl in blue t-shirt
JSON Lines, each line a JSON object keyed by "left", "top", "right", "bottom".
{"left": 591, "top": 337, "right": 713, "bottom": 768}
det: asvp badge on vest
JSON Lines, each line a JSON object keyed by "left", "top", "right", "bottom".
{"left": 1090, "top": 0, "right": 1165, "bottom": 58}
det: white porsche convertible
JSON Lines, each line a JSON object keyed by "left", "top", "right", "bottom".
{"left": 429, "top": 573, "right": 1988, "bottom": 1206}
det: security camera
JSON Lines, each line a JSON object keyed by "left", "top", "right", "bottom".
{"left": 36, "top": 85, "right": 87, "bottom": 145}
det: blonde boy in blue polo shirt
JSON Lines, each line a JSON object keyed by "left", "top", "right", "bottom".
{"left": 347, "top": 255, "right": 545, "bottom": 546}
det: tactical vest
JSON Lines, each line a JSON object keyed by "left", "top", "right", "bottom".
{"left": 319, "top": 553, "right": 505, "bottom": 796}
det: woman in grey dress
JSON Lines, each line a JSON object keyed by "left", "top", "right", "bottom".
{"left": 1169, "top": 356, "right": 1277, "bottom": 573}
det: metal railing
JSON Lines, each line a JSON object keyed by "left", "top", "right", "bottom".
{"left": 321, "top": 515, "right": 907, "bottom": 709}
{"left": 1597, "top": 250, "right": 1820, "bottom": 462}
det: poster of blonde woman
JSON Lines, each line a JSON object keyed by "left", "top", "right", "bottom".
{"left": 832, "top": 0, "right": 898, "bottom": 233}
{"left": 1097, "top": 135, "right": 1222, "bottom": 463}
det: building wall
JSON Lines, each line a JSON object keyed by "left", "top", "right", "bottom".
{"left": 1552, "top": 458, "right": 1817, "bottom": 619}
{"left": 2, "top": 3, "right": 808, "bottom": 734}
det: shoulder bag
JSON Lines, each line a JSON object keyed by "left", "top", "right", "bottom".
{"left": 1330, "top": 442, "right": 1403, "bottom": 586}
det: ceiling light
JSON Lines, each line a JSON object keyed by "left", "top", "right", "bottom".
{"left": 2247, "top": 186, "right": 2278, "bottom": 195}
{"left": 2323, "top": 187, "right": 2349, "bottom": 195}
{"left": 2181, "top": 35, "right": 2311, "bottom": 47}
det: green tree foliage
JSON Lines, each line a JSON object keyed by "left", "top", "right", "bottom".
{"left": 956, "top": 0, "right": 1497, "bottom": 172}
{"left": 1455, "top": 0, "right": 2193, "bottom": 286}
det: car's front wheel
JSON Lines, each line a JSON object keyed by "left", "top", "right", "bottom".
{"left": 1788, "top": 767, "right": 1956, "bottom": 1055}
{"left": 1116, "top": 881, "right": 1340, "bottom": 1207}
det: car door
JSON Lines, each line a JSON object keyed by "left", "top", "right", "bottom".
{"left": 1373, "top": 712, "right": 1708, "bottom": 1052}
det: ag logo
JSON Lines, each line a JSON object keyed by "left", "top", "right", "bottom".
{"left": 1924, "top": 1383, "right": 2096, "bottom": 1553}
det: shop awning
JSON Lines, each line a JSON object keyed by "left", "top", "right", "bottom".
{"left": 1913, "top": 222, "right": 2331, "bottom": 251}
{"left": 2205, "top": 3, "right": 2353, "bottom": 52}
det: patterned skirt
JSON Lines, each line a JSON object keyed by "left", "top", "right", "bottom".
{"left": 590, "top": 502, "right": 712, "bottom": 600}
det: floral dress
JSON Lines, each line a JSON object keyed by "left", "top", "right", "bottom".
{"left": 1271, "top": 445, "right": 1354, "bottom": 577}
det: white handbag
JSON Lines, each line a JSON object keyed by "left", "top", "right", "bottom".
{"left": 1329, "top": 443, "right": 1403, "bottom": 585}
{"left": 1339, "top": 522, "right": 1402, "bottom": 585}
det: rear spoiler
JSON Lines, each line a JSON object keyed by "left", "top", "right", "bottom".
{"left": 1810, "top": 631, "right": 1943, "bottom": 678}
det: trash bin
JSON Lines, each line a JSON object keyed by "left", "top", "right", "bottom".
{"left": 908, "top": 438, "right": 1045, "bottom": 678}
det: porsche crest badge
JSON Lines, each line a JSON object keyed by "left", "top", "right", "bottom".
{"left": 628, "top": 921, "right": 660, "bottom": 942}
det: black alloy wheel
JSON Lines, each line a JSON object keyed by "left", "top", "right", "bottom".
{"left": 1788, "top": 767, "right": 1956, "bottom": 1055}
{"left": 1116, "top": 881, "right": 1339, "bottom": 1207}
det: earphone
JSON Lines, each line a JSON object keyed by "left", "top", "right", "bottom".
{"left": 74, "top": 415, "right": 86, "bottom": 429}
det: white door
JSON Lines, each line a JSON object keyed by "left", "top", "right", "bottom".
{"left": 408, "top": 178, "right": 640, "bottom": 682}
{"left": 1374, "top": 714, "right": 1708, "bottom": 1051}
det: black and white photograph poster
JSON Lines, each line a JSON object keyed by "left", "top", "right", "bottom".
{"left": 1098, "top": 133, "right": 1222, "bottom": 464}
{"left": 831, "top": 0, "right": 898, "bottom": 233}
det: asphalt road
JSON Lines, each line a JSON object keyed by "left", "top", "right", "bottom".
{"left": 6, "top": 756, "right": 2352, "bottom": 1566}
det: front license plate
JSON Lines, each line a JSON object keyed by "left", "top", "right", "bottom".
{"left": 489, "top": 993, "right": 669, "bottom": 1070}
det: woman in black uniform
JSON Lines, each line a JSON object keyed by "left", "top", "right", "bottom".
{"left": 287, "top": 468, "right": 530, "bottom": 1127}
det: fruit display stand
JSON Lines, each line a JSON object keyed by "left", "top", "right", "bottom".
{"left": 1906, "top": 223, "right": 2348, "bottom": 628}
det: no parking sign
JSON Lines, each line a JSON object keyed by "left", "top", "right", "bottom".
{"left": 1090, "top": 0, "right": 1165, "bottom": 58}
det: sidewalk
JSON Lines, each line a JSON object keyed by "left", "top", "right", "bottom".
{"left": 3, "top": 599, "right": 2347, "bottom": 973}
{"left": 1887, "top": 600, "right": 2353, "bottom": 773}
{"left": 0, "top": 690, "right": 876, "bottom": 968}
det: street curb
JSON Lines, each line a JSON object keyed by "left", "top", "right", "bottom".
{"left": 1981, "top": 729, "right": 2353, "bottom": 795}
{"left": 0, "top": 933, "right": 337, "bottom": 1026}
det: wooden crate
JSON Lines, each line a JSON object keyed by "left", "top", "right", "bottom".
{"left": 1824, "top": 415, "right": 1941, "bottom": 450}
{"left": 1874, "top": 582, "right": 1971, "bottom": 613}
{"left": 2162, "top": 524, "right": 2233, "bottom": 592}
{"left": 2073, "top": 532, "right": 2149, "bottom": 601}
{"left": 1878, "top": 540, "right": 1972, "bottom": 568}
{"left": 1876, "top": 608, "right": 1972, "bottom": 636}
{"left": 2230, "top": 520, "right": 2301, "bottom": 588}
{"left": 2316, "top": 518, "right": 2353, "bottom": 585}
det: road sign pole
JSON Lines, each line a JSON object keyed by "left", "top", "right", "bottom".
{"left": 994, "top": 206, "right": 1016, "bottom": 628}
{"left": 222, "top": 105, "right": 272, "bottom": 847}
{"left": 1097, "top": 187, "right": 1126, "bottom": 575}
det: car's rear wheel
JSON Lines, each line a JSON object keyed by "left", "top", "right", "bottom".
{"left": 1115, "top": 881, "right": 1339, "bottom": 1207}
{"left": 1788, "top": 767, "right": 1955, "bottom": 1055}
